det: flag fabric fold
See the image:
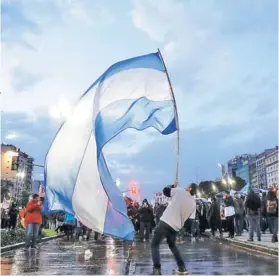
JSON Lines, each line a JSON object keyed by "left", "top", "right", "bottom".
{"left": 44, "top": 52, "right": 177, "bottom": 240}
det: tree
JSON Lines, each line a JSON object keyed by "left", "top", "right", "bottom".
{"left": 1, "top": 180, "right": 13, "bottom": 202}
{"left": 197, "top": 176, "right": 247, "bottom": 199}
{"left": 233, "top": 176, "right": 246, "bottom": 191}
{"left": 199, "top": 181, "right": 219, "bottom": 198}
{"left": 21, "top": 190, "right": 31, "bottom": 207}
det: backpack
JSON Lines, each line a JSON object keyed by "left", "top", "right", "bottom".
{"left": 267, "top": 200, "right": 277, "bottom": 215}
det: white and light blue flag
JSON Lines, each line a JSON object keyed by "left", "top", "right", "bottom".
{"left": 43, "top": 52, "right": 177, "bottom": 240}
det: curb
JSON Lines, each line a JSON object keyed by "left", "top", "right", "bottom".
{"left": 0, "top": 234, "right": 65, "bottom": 254}
{"left": 203, "top": 232, "right": 278, "bottom": 257}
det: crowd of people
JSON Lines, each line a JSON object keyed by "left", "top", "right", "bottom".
{"left": 124, "top": 184, "right": 278, "bottom": 245}
{"left": 126, "top": 196, "right": 210, "bottom": 242}
{"left": 220, "top": 185, "right": 278, "bottom": 243}
{"left": 1, "top": 183, "right": 278, "bottom": 274}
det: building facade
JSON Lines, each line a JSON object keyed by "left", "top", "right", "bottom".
{"left": 1, "top": 144, "right": 34, "bottom": 200}
{"left": 249, "top": 162, "right": 257, "bottom": 188}
{"left": 256, "top": 148, "right": 277, "bottom": 189}
{"left": 265, "top": 147, "right": 278, "bottom": 188}
{"left": 236, "top": 160, "right": 250, "bottom": 186}
{"left": 228, "top": 154, "right": 257, "bottom": 179}
{"left": 153, "top": 192, "right": 171, "bottom": 204}
{"left": 235, "top": 157, "right": 256, "bottom": 187}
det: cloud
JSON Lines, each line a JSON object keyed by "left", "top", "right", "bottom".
{"left": 220, "top": 130, "right": 258, "bottom": 148}
{"left": 131, "top": 0, "right": 278, "bottom": 135}
{"left": 2, "top": 0, "right": 117, "bottom": 117}
{"left": 5, "top": 133, "right": 17, "bottom": 140}
{"left": 2, "top": 0, "right": 277, "bottom": 197}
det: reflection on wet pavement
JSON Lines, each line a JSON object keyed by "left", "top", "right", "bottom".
{"left": 1, "top": 237, "right": 278, "bottom": 275}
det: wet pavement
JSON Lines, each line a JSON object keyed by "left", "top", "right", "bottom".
{"left": 1, "top": 237, "right": 278, "bottom": 275}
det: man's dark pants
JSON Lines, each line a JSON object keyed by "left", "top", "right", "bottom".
{"left": 234, "top": 214, "right": 244, "bottom": 235}
{"left": 140, "top": 221, "right": 151, "bottom": 241}
{"left": 151, "top": 220, "right": 185, "bottom": 269}
{"left": 226, "top": 215, "right": 235, "bottom": 237}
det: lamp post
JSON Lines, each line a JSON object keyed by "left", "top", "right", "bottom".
{"left": 221, "top": 174, "right": 235, "bottom": 191}
{"left": 212, "top": 183, "right": 217, "bottom": 192}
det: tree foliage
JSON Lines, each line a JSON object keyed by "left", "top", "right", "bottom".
{"left": 198, "top": 176, "right": 246, "bottom": 198}
{"left": 21, "top": 190, "right": 31, "bottom": 207}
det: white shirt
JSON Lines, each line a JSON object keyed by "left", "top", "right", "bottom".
{"left": 160, "top": 187, "right": 196, "bottom": 231}
{"left": 225, "top": 206, "right": 235, "bottom": 217}
{"left": 189, "top": 196, "right": 196, "bottom": 219}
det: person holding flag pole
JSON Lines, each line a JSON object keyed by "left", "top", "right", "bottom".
{"left": 150, "top": 50, "right": 196, "bottom": 275}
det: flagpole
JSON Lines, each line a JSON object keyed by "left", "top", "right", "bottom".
{"left": 157, "top": 49, "right": 180, "bottom": 183}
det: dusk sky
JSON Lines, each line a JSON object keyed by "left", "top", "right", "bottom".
{"left": 2, "top": 0, "right": 278, "bottom": 200}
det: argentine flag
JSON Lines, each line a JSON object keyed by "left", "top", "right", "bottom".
{"left": 44, "top": 52, "right": 177, "bottom": 240}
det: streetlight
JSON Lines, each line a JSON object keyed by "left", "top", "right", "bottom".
{"left": 222, "top": 175, "right": 235, "bottom": 190}
{"left": 212, "top": 183, "right": 217, "bottom": 191}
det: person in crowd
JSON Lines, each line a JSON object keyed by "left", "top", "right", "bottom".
{"left": 241, "top": 195, "right": 249, "bottom": 232}
{"left": 8, "top": 202, "right": 18, "bottom": 230}
{"left": 86, "top": 228, "right": 92, "bottom": 241}
{"left": 234, "top": 192, "right": 244, "bottom": 236}
{"left": 1, "top": 194, "right": 12, "bottom": 229}
{"left": 189, "top": 197, "right": 199, "bottom": 241}
{"left": 63, "top": 212, "right": 75, "bottom": 240}
{"left": 272, "top": 184, "right": 279, "bottom": 199}
{"left": 19, "top": 206, "right": 27, "bottom": 229}
{"left": 75, "top": 219, "right": 82, "bottom": 240}
{"left": 127, "top": 201, "right": 139, "bottom": 233}
{"left": 224, "top": 191, "right": 235, "bottom": 238}
{"left": 151, "top": 182, "right": 196, "bottom": 275}
{"left": 139, "top": 199, "right": 153, "bottom": 242}
{"left": 260, "top": 192, "right": 268, "bottom": 234}
{"left": 133, "top": 202, "right": 140, "bottom": 233}
{"left": 154, "top": 203, "right": 159, "bottom": 221}
{"left": 24, "top": 194, "right": 42, "bottom": 249}
{"left": 198, "top": 201, "right": 208, "bottom": 234}
{"left": 150, "top": 205, "right": 156, "bottom": 235}
{"left": 220, "top": 201, "right": 227, "bottom": 233}
{"left": 37, "top": 196, "right": 46, "bottom": 242}
{"left": 245, "top": 189, "right": 261, "bottom": 242}
{"left": 266, "top": 190, "right": 278, "bottom": 243}
{"left": 155, "top": 203, "right": 167, "bottom": 225}
{"left": 208, "top": 197, "right": 222, "bottom": 237}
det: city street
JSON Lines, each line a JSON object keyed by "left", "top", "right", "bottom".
{"left": 1, "top": 237, "right": 278, "bottom": 275}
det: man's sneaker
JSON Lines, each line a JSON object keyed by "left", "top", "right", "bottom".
{"left": 176, "top": 266, "right": 188, "bottom": 275}
{"left": 247, "top": 238, "right": 254, "bottom": 242}
{"left": 153, "top": 268, "right": 162, "bottom": 275}
{"left": 257, "top": 238, "right": 261, "bottom": 242}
